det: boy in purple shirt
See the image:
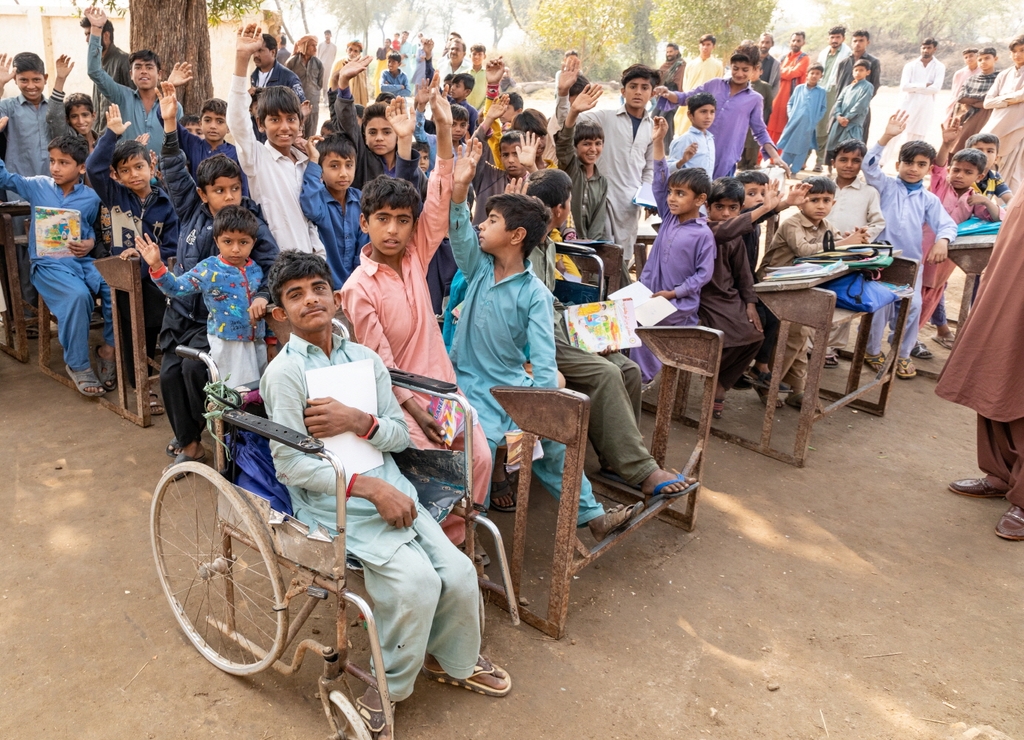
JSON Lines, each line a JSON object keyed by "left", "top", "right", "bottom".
{"left": 631, "top": 116, "right": 716, "bottom": 383}
{"left": 656, "top": 42, "right": 789, "bottom": 178}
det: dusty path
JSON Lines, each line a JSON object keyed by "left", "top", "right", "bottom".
{"left": 2, "top": 344, "right": 1021, "bottom": 739}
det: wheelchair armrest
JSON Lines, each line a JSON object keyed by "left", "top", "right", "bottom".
{"left": 388, "top": 368, "right": 459, "bottom": 395}
{"left": 554, "top": 242, "right": 598, "bottom": 258}
{"left": 223, "top": 408, "right": 325, "bottom": 455}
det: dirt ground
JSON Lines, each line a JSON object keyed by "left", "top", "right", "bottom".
{"left": 2, "top": 307, "right": 1022, "bottom": 740}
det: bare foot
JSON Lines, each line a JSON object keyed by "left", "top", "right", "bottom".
{"left": 640, "top": 468, "right": 695, "bottom": 496}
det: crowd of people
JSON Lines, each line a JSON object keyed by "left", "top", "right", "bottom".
{"left": 1, "top": 12, "right": 1024, "bottom": 735}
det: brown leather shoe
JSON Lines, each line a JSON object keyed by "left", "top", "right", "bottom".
{"left": 995, "top": 505, "right": 1024, "bottom": 541}
{"left": 948, "top": 478, "right": 1007, "bottom": 498}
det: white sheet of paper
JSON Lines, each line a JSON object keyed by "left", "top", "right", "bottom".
{"left": 608, "top": 281, "right": 653, "bottom": 306}
{"left": 634, "top": 295, "right": 677, "bottom": 326}
{"left": 305, "top": 359, "right": 384, "bottom": 475}
{"left": 632, "top": 182, "right": 657, "bottom": 208}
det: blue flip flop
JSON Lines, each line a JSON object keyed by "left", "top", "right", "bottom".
{"left": 651, "top": 473, "right": 694, "bottom": 498}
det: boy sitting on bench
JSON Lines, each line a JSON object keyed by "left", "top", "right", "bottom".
{"left": 260, "top": 251, "right": 510, "bottom": 739}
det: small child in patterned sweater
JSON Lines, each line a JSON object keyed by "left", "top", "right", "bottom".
{"left": 137, "top": 205, "right": 269, "bottom": 386}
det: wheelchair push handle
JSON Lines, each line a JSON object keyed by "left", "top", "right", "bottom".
{"left": 174, "top": 346, "right": 221, "bottom": 382}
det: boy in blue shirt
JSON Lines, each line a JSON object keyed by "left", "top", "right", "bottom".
{"left": 175, "top": 97, "right": 250, "bottom": 197}
{"left": 863, "top": 111, "right": 958, "bottom": 379}
{"left": 157, "top": 83, "right": 279, "bottom": 462}
{"left": 448, "top": 140, "right": 643, "bottom": 540}
{"left": 0, "top": 134, "right": 113, "bottom": 396}
{"left": 380, "top": 52, "right": 411, "bottom": 96}
{"left": 667, "top": 92, "right": 716, "bottom": 174}
{"left": 137, "top": 206, "right": 268, "bottom": 387}
{"left": 86, "top": 102, "right": 179, "bottom": 411}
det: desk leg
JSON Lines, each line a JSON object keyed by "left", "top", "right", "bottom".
{"left": 0, "top": 216, "right": 29, "bottom": 362}
{"left": 759, "top": 318, "right": 790, "bottom": 449}
{"left": 957, "top": 272, "right": 976, "bottom": 332}
{"left": 793, "top": 323, "right": 830, "bottom": 467}
{"left": 845, "top": 312, "right": 871, "bottom": 395}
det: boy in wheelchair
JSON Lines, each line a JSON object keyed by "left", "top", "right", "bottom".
{"left": 260, "top": 251, "right": 510, "bottom": 738}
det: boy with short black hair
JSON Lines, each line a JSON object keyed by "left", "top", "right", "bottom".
{"left": 966, "top": 132, "right": 1013, "bottom": 204}
{"left": 84, "top": 5, "right": 185, "bottom": 153}
{"left": 176, "top": 97, "right": 250, "bottom": 197}
{"left": 449, "top": 154, "right": 646, "bottom": 539}
{"left": 861, "top": 112, "right": 958, "bottom": 379}
{"left": 667, "top": 92, "right": 716, "bottom": 173}
{"left": 0, "top": 51, "right": 52, "bottom": 180}
{"left": 158, "top": 83, "right": 279, "bottom": 463}
{"left": 467, "top": 44, "right": 488, "bottom": 109}
{"left": 555, "top": 82, "right": 610, "bottom": 241}
{"left": 138, "top": 205, "right": 268, "bottom": 386}
{"left": 87, "top": 102, "right": 180, "bottom": 411}
{"left": 46, "top": 55, "right": 98, "bottom": 152}
{"left": 0, "top": 134, "right": 112, "bottom": 397}
{"left": 777, "top": 63, "right": 827, "bottom": 173}
{"left": 180, "top": 115, "right": 201, "bottom": 135}
{"left": 260, "top": 251, "right": 510, "bottom": 733}
{"left": 380, "top": 52, "right": 410, "bottom": 97}
{"left": 229, "top": 23, "right": 325, "bottom": 256}
{"left": 447, "top": 72, "right": 479, "bottom": 133}
{"left": 824, "top": 138, "right": 886, "bottom": 365}
{"left": 759, "top": 176, "right": 866, "bottom": 401}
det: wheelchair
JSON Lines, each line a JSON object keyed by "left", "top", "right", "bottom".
{"left": 149, "top": 325, "right": 518, "bottom": 739}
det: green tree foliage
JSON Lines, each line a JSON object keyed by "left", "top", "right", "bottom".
{"left": 528, "top": 0, "right": 634, "bottom": 68}
{"left": 651, "top": 0, "right": 776, "bottom": 55}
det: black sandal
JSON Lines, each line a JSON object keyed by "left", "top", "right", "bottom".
{"left": 489, "top": 478, "right": 517, "bottom": 513}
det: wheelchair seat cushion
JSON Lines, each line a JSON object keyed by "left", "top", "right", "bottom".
{"left": 230, "top": 429, "right": 294, "bottom": 517}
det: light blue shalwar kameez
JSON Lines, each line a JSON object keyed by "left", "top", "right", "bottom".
{"left": 260, "top": 334, "right": 479, "bottom": 701}
{"left": 447, "top": 201, "right": 605, "bottom": 525}
{"left": 0, "top": 161, "right": 113, "bottom": 372}
{"left": 777, "top": 84, "right": 827, "bottom": 173}
{"left": 862, "top": 143, "right": 958, "bottom": 359}
{"left": 826, "top": 79, "right": 873, "bottom": 154}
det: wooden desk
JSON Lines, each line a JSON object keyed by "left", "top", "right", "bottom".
{"left": 682, "top": 258, "right": 919, "bottom": 467}
{"left": 0, "top": 204, "right": 31, "bottom": 362}
{"left": 946, "top": 235, "right": 994, "bottom": 330}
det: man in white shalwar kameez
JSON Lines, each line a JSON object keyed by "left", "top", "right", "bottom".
{"left": 982, "top": 37, "right": 1024, "bottom": 192}
{"left": 883, "top": 39, "right": 945, "bottom": 164}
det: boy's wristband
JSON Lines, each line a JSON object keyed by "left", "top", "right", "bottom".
{"left": 358, "top": 414, "right": 379, "bottom": 441}
{"left": 345, "top": 473, "right": 359, "bottom": 499}
{"left": 486, "top": 83, "right": 499, "bottom": 100}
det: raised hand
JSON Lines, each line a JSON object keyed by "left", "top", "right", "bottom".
{"left": 557, "top": 54, "right": 581, "bottom": 97}
{"left": 570, "top": 83, "right": 603, "bottom": 113}
{"left": 940, "top": 116, "right": 961, "bottom": 144}
{"left": 515, "top": 131, "right": 540, "bottom": 172}
{"left": 680, "top": 141, "right": 699, "bottom": 164}
{"left": 338, "top": 55, "right": 373, "bottom": 85}
{"left": 167, "top": 62, "right": 194, "bottom": 87}
{"left": 83, "top": 6, "right": 108, "bottom": 29}
{"left": 0, "top": 54, "right": 15, "bottom": 87}
{"left": 304, "top": 134, "right": 323, "bottom": 164}
{"left": 413, "top": 78, "right": 431, "bottom": 111}
{"left": 485, "top": 57, "right": 505, "bottom": 86}
{"left": 300, "top": 99, "right": 313, "bottom": 119}
{"left": 157, "top": 81, "right": 178, "bottom": 123}
{"left": 55, "top": 54, "right": 74, "bottom": 80}
{"left": 485, "top": 94, "right": 509, "bottom": 124}
{"left": 428, "top": 73, "right": 452, "bottom": 129}
{"left": 763, "top": 178, "right": 783, "bottom": 211}
{"left": 105, "top": 103, "right": 130, "bottom": 136}
{"left": 504, "top": 177, "right": 528, "bottom": 195}
{"left": 136, "top": 133, "right": 151, "bottom": 147}
{"left": 421, "top": 38, "right": 434, "bottom": 59}
{"left": 884, "top": 110, "right": 909, "bottom": 138}
{"left": 235, "top": 23, "right": 264, "bottom": 59}
{"left": 386, "top": 96, "right": 417, "bottom": 140}
{"left": 651, "top": 116, "right": 668, "bottom": 141}
{"left": 453, "top": 139, "right": 483, "bottom": 188}
{"left": 135, "top": 233, "right": 163, "bottom": 269}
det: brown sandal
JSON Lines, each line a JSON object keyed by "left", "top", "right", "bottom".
{"left": 421, "top": 656, "right": 512, "bottom": 697}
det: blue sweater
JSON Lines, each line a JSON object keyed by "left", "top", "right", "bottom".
{"left": 176, "top": 123, "right": 250, "bottom": 198}
{"left": 299, "top": 153, "right": 422, "bottom": 288}
{"left": 161, "top": 130, "right": 279, "bottom": 323}
{"left": 152, "top": 256, "right": 265, "bottom": 341}
{"left": 86, "top": 128, "right": 179, "bottom": 275}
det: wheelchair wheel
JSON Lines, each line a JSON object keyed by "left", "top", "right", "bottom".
{"left": 151, "top": 462, "right": 289, "bottom": 675}
{"left": 328, "top": 690, "right": 373, "bottom": 740}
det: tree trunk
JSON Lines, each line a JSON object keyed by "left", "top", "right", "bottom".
{"left": 129, "top": 0, "right": 213, "bottom": 115}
